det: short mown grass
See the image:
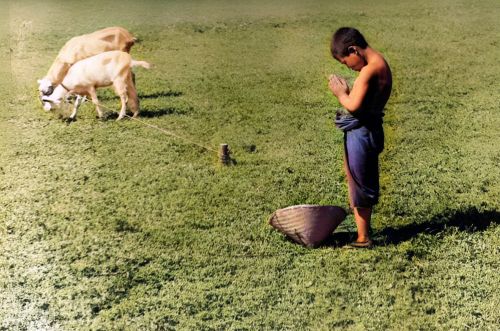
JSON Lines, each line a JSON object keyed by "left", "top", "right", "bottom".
{"left": 1, "top": 0, "right": 499, "bottom": 330}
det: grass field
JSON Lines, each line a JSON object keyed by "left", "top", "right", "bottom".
{"left": 1, "top": 0, "right": 500, "bottom": 329}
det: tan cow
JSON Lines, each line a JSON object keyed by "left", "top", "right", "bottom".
{"left": 38, "top": 27, "right": 136, "bottom": 95}
{"left": 41, "top": 51, "right": 150, "bottom": 121}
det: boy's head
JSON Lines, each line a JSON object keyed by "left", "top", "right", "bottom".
{"left": 330, "top": 27, "right": 368, "bottom": 60}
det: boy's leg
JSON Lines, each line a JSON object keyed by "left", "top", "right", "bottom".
{"left": 353, "top": 207, "right": 371, "bottom": 242}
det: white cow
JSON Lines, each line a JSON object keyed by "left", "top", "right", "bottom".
{"left": 42, "top": 51, "right": 150, "bottom": 121}
{"left": 38, "top": 27, "right": 136, "bottom": 95}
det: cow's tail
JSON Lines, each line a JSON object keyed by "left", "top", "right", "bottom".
{"left": 131, "top": 60, "right": 151, "bottom": 69}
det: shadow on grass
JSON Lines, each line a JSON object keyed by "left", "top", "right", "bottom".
{"left": 376, "top": 207, "right": 500, "bottom": 246}
{"left": 138, "top": 91, "right": 183, "bottom": 99}
{"left": 323, "top": 207, "right": 500, "bottom": 248}
{"left": 98, "top": 90, "right": 183, "bottom": 101}
{"left": 138, "top": 107, "right": 188, "bottom": 118}
{"left": 97, "top": 106, "right": 188, "bottom": 120}
{"left": 322, "top": 232, "right": 355, "bottom": 248}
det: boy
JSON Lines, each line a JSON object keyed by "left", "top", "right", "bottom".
{"left": 328, "top": 27, "right": 392, "bottom": 248}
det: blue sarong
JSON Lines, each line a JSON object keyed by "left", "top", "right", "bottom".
{"left": 335, "top": 110, "right": 384, "bottom": 208}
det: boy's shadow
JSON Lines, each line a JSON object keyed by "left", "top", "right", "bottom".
{"left": 324, "top": 207, "right": 500, "bottom": 248}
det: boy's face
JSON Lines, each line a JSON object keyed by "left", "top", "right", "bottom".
{"left": 336, "top": 53, "right": 364, "bottom": 72}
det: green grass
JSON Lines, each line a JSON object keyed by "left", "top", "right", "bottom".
{"left": 1, "top": 0, "right": 500, "bottom": 329}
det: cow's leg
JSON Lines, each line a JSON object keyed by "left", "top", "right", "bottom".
{"left": 88, "top": 87, "right": 103, "bottom": 119}
{"left": 69, "top": 95, "right": 85, "bottom": 120}
{"left": 126, "top": 73, "right": 139, "bottom": 117}
{"left": 117, "top": 94, "right": 128, "bottom": 121}
{"left": 114, "top": 79, "right": 128, "bottom": 121}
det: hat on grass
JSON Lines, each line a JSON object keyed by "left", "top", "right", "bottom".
{"left": 269, "top": 205, "right": 347, "bottom": 248}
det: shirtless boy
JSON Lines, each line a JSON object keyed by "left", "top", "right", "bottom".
{"left": 328, "top": 27, "right": 392, "bottom": 248}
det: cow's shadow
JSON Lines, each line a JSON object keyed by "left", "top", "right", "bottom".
{"left": 99, "top": 90, "right": 183, "bottom": 101}
{"left": 95, "top": 90, "right": 186, "bottom": 119}
{"left": 137, "top": 90, "right": 186, "bottom": 118}
{"left": 138, "top": 91, "right": 183, "bottom": 99}
{"left": 137, "top": 107, "right": 187, "bottom": 118}
{"left": 102, "top": 107, "right": 186, "bottom": 120}
{"left": 324, "top": 207, "right": 500, "bottom": 248}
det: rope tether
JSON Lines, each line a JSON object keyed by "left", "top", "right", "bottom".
{"left": 87, "top": 100, "right": 218, "bottom": 154}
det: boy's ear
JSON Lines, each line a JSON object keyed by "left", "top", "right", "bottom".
{"left": 347, "top": 46, "right": 356, "bottom": 54}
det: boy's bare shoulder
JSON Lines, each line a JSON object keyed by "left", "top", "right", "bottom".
{"left": 372, "top": 53, "right": 389, "bottom": 70}
{"left": 365, "top": 55, "right": 390, "bottom": 79}
{"left": 359, "top": 61, "right": 380, "bottom": 79}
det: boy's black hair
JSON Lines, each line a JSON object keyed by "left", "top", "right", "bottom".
{"left": 331, "top": 27, "right": 369, "bottom": 58}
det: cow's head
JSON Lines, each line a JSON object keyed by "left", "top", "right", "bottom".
{"left": 38, "top": 78, "right": 54, "bottom": 111}
{"left": 37, "top": 78, "right": 54, "bottom": 96}
{"left": 40, "top": 95, "right": 58, "bottom": 111}
{"left": 40, "top": 88, "right": 66, "bottom": 111}
{"left": 42, "top": 101, "right": 52, "bottom": 111}
{"left": 39, "top": 82, "right": 70, "bottom": 111}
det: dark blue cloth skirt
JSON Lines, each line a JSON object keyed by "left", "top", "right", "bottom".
{"left": 335, "top": 111, "right": 384, "bottom": 208}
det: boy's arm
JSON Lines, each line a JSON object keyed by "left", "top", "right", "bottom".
{"left": 329, "top": 66, "right": 374, "bottom": 113}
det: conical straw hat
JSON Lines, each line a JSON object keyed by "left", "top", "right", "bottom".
{"left": 269, "top": 205, "right": 347, "bottom": 248}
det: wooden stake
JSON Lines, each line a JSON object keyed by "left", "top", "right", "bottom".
{"left": 219, "top": 143, "right": 230, "bottom": 165}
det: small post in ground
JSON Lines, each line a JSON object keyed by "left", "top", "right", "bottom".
{"left": 219, "top": 143, "right": 230, "bottom": 165}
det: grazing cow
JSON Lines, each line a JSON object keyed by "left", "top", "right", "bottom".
{"left": 41, "top": 51, "right": 150, "bottom": 121}
{"left": 37, "top": 27, "right": 136, "bottom": 95}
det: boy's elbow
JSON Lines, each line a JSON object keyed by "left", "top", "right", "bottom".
{"left": 338, "top": 95, "right": 362, "bottom": 113}
{"left": 345, "top": 104, "right": 362, "bottom": 114}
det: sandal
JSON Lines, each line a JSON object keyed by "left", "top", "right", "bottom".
{"left": 344, "top": 239, "right": 374, "bottom": 249}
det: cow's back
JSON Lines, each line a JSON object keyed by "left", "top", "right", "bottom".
{"left": 66, "top": 51, "right": 132, "bottom": 88}
{"left": 56, "top": 27, "right": 135, "bottom": 64}
{"left": 88, "top": 27, "right": 136, "bottom": 52}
